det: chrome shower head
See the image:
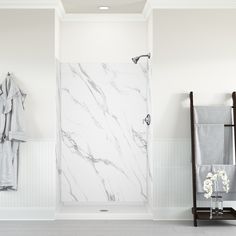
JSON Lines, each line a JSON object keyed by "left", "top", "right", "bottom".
{"left": 132, "top": 56, "right": 140, "bottom": 64}
{"left": 131, "top": 53, "right": 151, "bottom": 64}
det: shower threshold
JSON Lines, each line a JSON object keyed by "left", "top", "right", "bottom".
{"left": 55, "top": 204, "right": 153, "bottom": 220}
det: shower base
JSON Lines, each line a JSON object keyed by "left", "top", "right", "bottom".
{"left": 55, "top": 204, "right": 153, "bottom": 220}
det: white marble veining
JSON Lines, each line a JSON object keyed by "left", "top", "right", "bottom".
{"left": 58, "top": 62, "right": 149, "bottom": 203}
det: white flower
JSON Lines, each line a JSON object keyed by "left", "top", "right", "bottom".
{"left": 204, "top": 192, "right": 212, "bottom": 199}
{"left": 204, "top": 179, "right": 212, "bottom": 186}
{"left": 203, "top": 170, "right": 230, "bottom": 199}
{"left": 211, "top": 174, "right": 217, "bottom": 181}
{"left": 206, "top": 172, "right": 213, "bottom": 178}
{"left": 218, "top": 170, "right": 225, "bottom": 176}
{"left": 222, "top": 175, "right": 227, "bottom": 181}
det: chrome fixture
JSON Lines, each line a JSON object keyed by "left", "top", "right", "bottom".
{"left": 143, "top": 114, "right": 151, "bottom": 126}
{"left": 132, "top": 53, "right": 151, "bottom": 64}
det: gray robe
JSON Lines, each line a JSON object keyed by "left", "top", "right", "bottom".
{"left": 0, "top": 75, "right": 26, "bottom": 190}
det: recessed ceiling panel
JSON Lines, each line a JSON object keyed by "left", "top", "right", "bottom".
{"left": 61, "top": 0, "right": 147, "bottom": 14}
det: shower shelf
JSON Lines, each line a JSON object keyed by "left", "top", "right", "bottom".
{"left": 193, "top": 207, "right": 236, "bottom": 220}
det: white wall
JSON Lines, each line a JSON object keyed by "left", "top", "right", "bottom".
{"left": 151, "top": 9, "right": 236, "bottom": 219}
{"left": 60, "top": 20, "right": 148, "bottom": 62}
{"left": 0, "top": 9, "right": 56, "bottom": 139}
{"left": 0, "top": 9, "right": 56, "bottom": 219}
{"left": 55, "top": 12, "right": 61, "bottom": 59}
{"left": 152, "top": 9, "right": 236, "bottom": 140}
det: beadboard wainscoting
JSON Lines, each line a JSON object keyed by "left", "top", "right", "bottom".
{"left": 0, "top": 140, "right": 56, "bottom": 220}
{"left": 0, "top": 138, "right": 200, "bottom": 220}
{"left": 152, "top": 139, "right": 193, "bottom": 220}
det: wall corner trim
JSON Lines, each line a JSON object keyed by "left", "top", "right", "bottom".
{"left": 61, "top": 13, "right": 146, "bottom": 22}
{"left": 142, "top": 0, "right": 153, "bottom": 19}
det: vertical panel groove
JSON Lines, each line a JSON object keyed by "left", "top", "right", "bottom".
{"left": 153, "top": 139, "right": 192, "bottom": 208}
{"left": 0, "top": 141, "right": 55, "bottom": 208}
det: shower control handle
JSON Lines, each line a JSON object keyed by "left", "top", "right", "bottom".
{"left": 143, "top": 114, "right": 151, "bottom": 126}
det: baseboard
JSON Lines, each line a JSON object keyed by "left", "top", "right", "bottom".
{"left": 55, "top": 212, "right": 153, "bottom": 220}
{"left": 0, "top": 207, "right": 55, "bottom": 220}
{"left": 152, "top": 207, "right": 192, "bottom": 220}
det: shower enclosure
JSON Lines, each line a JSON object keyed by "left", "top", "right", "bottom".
{"left": 57, "top": 61, "right": 152, "bottom": 215}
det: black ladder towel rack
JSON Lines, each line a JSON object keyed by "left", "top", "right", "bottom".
{"left": 190, "top": 92, "right": 236, "bottom": 227}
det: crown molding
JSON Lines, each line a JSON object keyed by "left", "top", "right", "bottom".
{"left": 1, "top": 0, "right": 236, "bottom": 22}
{"left": 142, "top": 0, "right": 236, "bottom": 19}
{"left": 147, "top": 0, "right": 236, "bottom": 10}
{"left": 0, "top": 0, "right": 66, "bottom": 18}
{"left": 55, "top": 0, "right": 65, "bottom": 18}
{"left": 0, "top": 0, "right": 58, "bottom": 8}
{"left": 0, "top": 0, "right": 145, "bottom": 22}
{"left": 142, "top": 0, "right": 153, "bottom": 19}
{"left": 61, "top": 13, "right": 146, "bottom": 22}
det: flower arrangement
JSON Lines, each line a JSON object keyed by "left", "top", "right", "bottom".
{"left": 203, "top": 170, "right": 230, "bottom": 199}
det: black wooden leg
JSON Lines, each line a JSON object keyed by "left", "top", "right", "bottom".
{"left": 194, "top": 216, "right": 197, "bottom": 227}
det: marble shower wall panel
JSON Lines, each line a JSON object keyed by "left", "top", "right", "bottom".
{"left": 59, "top": 63, "right": 148, "bottom": 203}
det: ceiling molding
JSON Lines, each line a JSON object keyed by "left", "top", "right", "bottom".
{"left": 148, "top": 0, "right": 236, "bottom": 9}
{"left": 142, "top": 0, "right": 152, "bottom": 19}
{"left": 62, "top": 13, "right": 146, "bottom": 22}
{"left": 55, "top": 0, "right": 65, "bottom": 18}
{"left": 1, "top": 0, "right": 236, "bottom": 22}
{"left": 142, "top": 0, "right": 236, "bottom": 19}
{"left": 0, "top": 0, "right": 66, "bottom": 18}
{"left": 0, "top": 0, "right": 58, "bottom": 8}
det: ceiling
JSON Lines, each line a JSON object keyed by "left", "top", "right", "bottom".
{"left": 61, "top": 0, "right": 147, "bottom": 14}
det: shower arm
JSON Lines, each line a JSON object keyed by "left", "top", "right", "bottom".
{"left": 139, "top": 54, "right": 151, "bottom": 60}
{"left": 132, "top": 53, "right": 151, "bottom": 64}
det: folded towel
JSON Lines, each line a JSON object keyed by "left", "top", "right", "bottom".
{"left": 194, "top": 106, "right": 232, "bottom": 124}
{"left": 194, "top": 106, "right": 234, "bottom": 165}
{"left": 195, "top": 124, "right": 225, "bottom": 165}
